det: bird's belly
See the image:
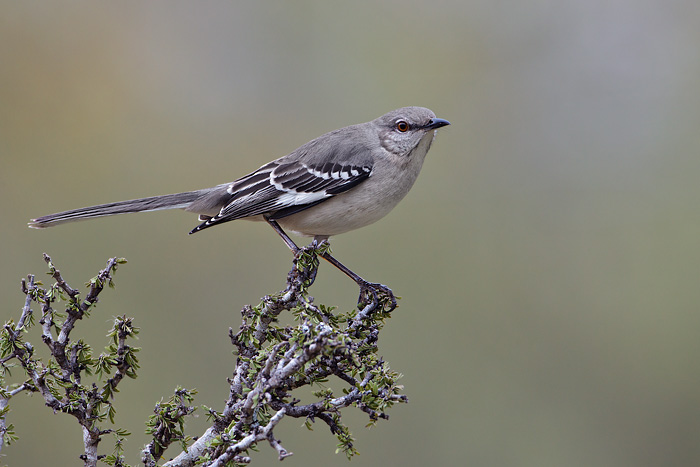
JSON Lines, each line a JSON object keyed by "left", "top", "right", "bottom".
{"left": 277, "top": 183, "right": 409, "bottom": 237}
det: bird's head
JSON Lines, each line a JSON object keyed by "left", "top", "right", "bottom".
{"left": 375, "top": 107, "right": 450, "bottom": 157}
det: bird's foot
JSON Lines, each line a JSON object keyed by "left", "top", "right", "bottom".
{"left": 357, "top": 280, "right": 397, "bottom": 312}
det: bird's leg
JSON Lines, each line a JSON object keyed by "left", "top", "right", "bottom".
{"left": 264, "top": 217, "right": 397, "bottom": 311}
{"left": 266, "top": 217, "right": 322, "bottom": 287}
{"left": 265, "top": 217, "right": 300, "bottom": 254}
{"left": 314, "top": 239, "right": 397, "bottom": 312}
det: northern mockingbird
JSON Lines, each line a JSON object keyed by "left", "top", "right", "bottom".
{"left": 30, "top": 106, "right": 450, "bottom": 307}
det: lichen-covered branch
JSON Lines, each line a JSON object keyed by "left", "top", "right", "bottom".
{"left": 3, "top": 245, "right": 406, "bottom": 466}
{"left": 164, "top": 244, "right": 406, "bottom": 466}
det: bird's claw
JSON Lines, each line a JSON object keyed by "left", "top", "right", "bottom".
{"left": 357, "top": 281, "right": 397, "bottom": 312}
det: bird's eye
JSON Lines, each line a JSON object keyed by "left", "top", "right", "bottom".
{"left": 396, "top": 120, "right": 410, "bottom": 132}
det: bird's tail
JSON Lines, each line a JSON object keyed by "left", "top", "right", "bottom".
{"left": 28, "top": 191, "right": 203, "bottom": 228}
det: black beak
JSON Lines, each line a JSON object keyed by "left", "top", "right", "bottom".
{"left": 426, "top": 117, "right": 451, "bottom": 130}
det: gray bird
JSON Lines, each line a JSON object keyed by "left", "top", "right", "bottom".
{"left": 30, "top": 106, "right": 450, "bottom": 308}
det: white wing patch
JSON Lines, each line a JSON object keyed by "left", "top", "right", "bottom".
{"left": 275, "top": 191, "right": 329, "bottom": 206}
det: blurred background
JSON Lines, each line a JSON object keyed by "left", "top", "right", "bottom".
{"left": 2, "top": 1, "right": 700, "bottom": 465}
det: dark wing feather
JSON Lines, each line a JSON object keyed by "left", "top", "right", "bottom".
{"left": 189, "top": 160, "right": 371, "bottom": 233}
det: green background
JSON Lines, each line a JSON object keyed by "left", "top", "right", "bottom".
{"left": 2, "top": 1, "right": 700, "bottom": 465}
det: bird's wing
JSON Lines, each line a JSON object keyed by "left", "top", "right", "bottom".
{"left": 189, "top": 159, "right": 372, "bottom": 233}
